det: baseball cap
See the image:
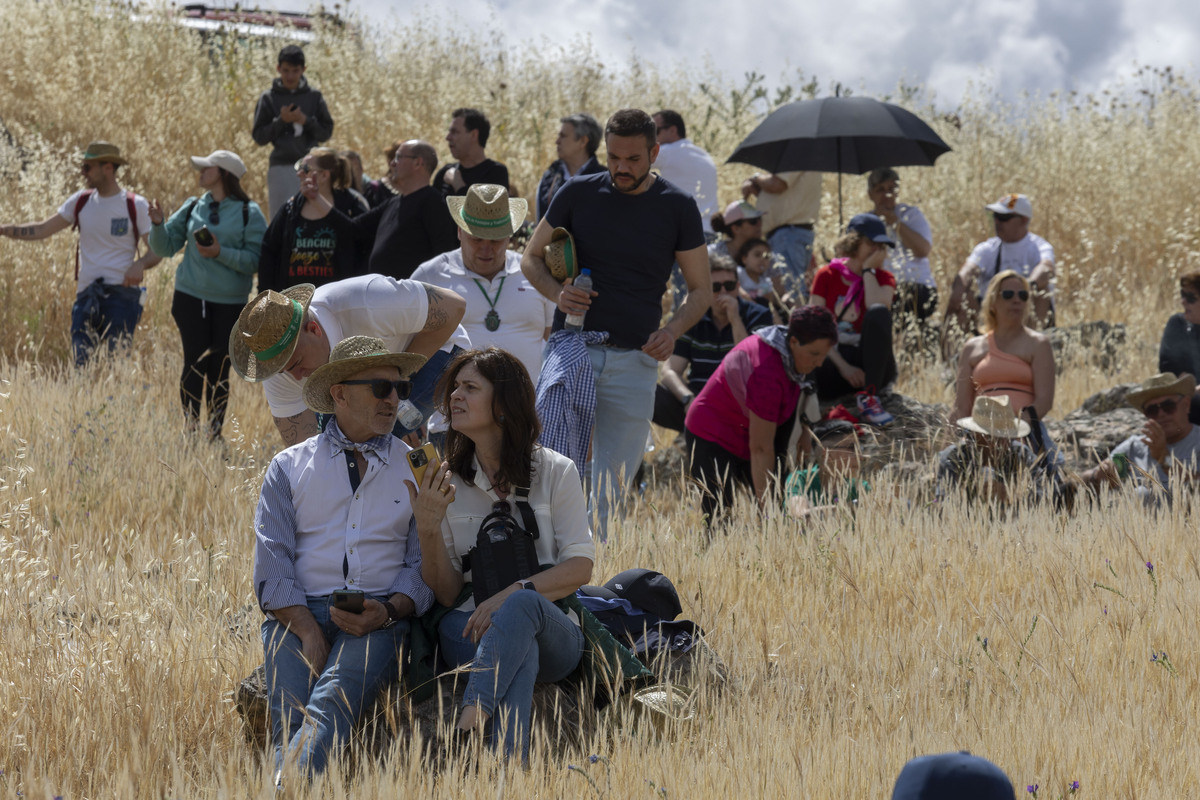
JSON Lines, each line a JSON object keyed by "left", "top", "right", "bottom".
{"left": 191, "top": 150, "right": 247, "bottom": 179}
{"left": 984, "top": 193, "right": 1033, "bottom": 219}
{"left": 723, "top": 200, "right": 766, "bottom": 225}
{"left": 847, "top": 213, "right": 895, "bottom": 247}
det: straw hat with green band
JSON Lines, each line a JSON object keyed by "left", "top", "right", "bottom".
{"left": 229, "top": 284, "right": 316, "bottom": 382}
{"left": 544, "top": 227, "right": 579, "bottom": 282}
{"left": 303, "top": 336, "right": 427, "bottom": 414}
{"left": 79, "top": 141, "right": 128, "bottom": 165}
{"left": 446, "top": 183, "right": 527, "bottom": 240}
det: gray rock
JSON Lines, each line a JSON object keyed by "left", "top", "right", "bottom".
{"left": 1045, "top": 320, "right": 1128, "bottom": 374}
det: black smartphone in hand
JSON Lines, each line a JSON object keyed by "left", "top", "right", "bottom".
{"left": 193, "top": 226, "right": 214, "bottom": 247}
{"left": 331, "top": 589, "right": 365, "bottom": 614}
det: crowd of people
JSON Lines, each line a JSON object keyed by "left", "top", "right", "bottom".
{"left": 0, "top": 41, "right": 1195, "bottom": 781}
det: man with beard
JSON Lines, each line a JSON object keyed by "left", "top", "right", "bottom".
{"left": 521, "top": 108, "right": 711, "bottom": 538}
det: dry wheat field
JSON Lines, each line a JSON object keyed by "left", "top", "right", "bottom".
{"left": 1, "top": 3, "right": 1200, "bottom": 797}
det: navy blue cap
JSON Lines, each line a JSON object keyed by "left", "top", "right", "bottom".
{"left": 847, "top": 213, "right": 895, "bottom": 247}
{"left": 892, "top": 752, "right": 1014, "bottom": 800}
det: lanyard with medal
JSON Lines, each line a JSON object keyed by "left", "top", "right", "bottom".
{"left": 473, "top": 275, "right": 506, "bottom": 331}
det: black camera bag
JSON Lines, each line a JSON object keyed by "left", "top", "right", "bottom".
{"left": 461, "top": 486, "right": 541, "bottom": 606}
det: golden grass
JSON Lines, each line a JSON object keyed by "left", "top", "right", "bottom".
{"left": 2, "top": 2, "right": 1200, "bottom": 796}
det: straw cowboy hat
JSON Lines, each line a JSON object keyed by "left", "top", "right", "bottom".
{"left": 229, "top": 284, "right": 316, "bottom": 382}
{"left": 544, "top": 227, "right": 579, "bottom": 281}
{"left": 302, "top": 336, "right": 426, "bottom": 414}
{"left": 1125, "top": 372, "right": 1196, "bottom": 410}
{"left": 79, "top": 141, "right": 128, "bottom": 166}
{"left": 956, "top": 395, "right": 1031, "bottom": 438}
{"left": 446, "top": 183, "right": 527, "bottom": 240}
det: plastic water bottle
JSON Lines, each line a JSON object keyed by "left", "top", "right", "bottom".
{"left": 564, "top": 269, "right": 592, "bottom": 332}
{"left": 395, "top": 399, "right": 423, "bottom": 431}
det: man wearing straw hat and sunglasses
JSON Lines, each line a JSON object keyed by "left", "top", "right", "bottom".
{"left": 1081, "top": 372, "right": 1200, "bottom": 506}
{"left": 253, "top": 336, "right": 433, "bottom": 780}
{"left": 231, "top": 274, "right": 467, "bottom": 447}
{"left": 0, "top": 141, "right": 161, "bottom": 365}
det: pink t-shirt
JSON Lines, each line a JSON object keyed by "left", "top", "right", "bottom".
{"left": 684, "top": 334, "right": 801, "bottom": 460}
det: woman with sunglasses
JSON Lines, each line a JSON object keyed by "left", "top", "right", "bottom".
{"left": 148, "top": 150, "right": 267, "bottom": 441}
{"left": 257, "top": 147, "right": 368, "bottom": 293}
{"left": 953, "top": 269, "right": 1056, "bottom": 441}
{"left": 406, "top": 347, "right": 594, "bottom": 763}
{"left": 1158, "top": 271, "right": 1200, "bottom": 424}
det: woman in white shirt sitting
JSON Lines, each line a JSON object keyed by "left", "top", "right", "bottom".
{"left": 408, "top": 347, "right": 594, "bottom": 762}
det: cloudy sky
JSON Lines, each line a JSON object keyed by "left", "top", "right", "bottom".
{"left": 315, "top": 0, "right": 1199, "bottom": 107}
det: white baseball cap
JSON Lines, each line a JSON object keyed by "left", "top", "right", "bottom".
{"left": 191, "top": 150, "right": 247, "bottom": 179}
{"left": 984, "top": 193, "right": 1033, "bottom": 219}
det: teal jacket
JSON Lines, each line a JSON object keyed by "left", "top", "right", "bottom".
{"left": 149, "top": 193, "right": 267, "bottom": 305}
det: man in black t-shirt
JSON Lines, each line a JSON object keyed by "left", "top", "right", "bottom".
{"left": 352, "top": 140, "right": 458, "bottom": 279}
{"left": 433, "top": 108, "right": 512, "bottom": 197}
{"left": 522, "top": 109, "right": 712, "bottom": 538}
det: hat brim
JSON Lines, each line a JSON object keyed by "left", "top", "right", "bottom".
{"left": 984, "top": 202, "right": 1030, "bottom": 218}
{"left": 229, "top": 284, "right": 316, "bottom": 383}
{"left": 545, "top": 227, "right": 578, "bottom": 281}
{"left": 956, "top": 416, "right": 1031, "bottom": 438}
{"left": 303, "top": 352, "right": 428, "bottom": 414}
{"left": 1126, "top": 374, "right": 1196, "bottom": 410}
{"left": 446, "top": 196, "right": 527, "bottom": 240}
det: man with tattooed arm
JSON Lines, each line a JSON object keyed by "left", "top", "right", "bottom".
{"left": 230, "top": 275, "right": 468, "bottom": 446}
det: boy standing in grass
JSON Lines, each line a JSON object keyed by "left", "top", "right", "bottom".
{"left": 252, "top": 44, "right": 335, "bottom": 219}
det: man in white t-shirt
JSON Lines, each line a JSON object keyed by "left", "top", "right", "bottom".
{"left": 230, "top": 275, "right": 467, "bottom": 446}
{"left": 410, "top": 184, "right": 553, "bottom": 379}
{"left": 0, "top": 141, "right": 161, "bottom": 365}
{"left": 867, "top": 168, "right": 935, "bottom": 332}
{"left": 653, "top": 110, "right": 719, "bottom": 236}
{"left": 946, "top": 193, "right": 1055, "bottom": 339}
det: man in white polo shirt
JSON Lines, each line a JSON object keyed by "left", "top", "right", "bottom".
{"left": 230, "top": 276, "right": 468, "bottom": 446}
{"left": 410, "top": 184, "right": 553, "bottom": 379}
{"left": 652, "top": 110, "right": 719, "bottom": 237}
{"left": 0, "top": 141, "right": 161, "bottom": 365}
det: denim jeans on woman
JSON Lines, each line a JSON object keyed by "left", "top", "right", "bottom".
{"left": 261, "top": 595, "right": 409, "bottom": 776}
{"left": 438, "top": 591, "right": 584, "bottom": 762}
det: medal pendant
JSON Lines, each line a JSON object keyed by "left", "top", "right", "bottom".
{"left": 485, "top": 309, "right": 501, "bottom": 331}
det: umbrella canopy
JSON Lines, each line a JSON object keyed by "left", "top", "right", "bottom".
{"left": 727, "top": 95, "right": 952, "bottom": 175}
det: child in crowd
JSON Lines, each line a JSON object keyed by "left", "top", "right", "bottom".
{"left": 735, "top": 238, "right": 788, "bottom": 320}
{"left": 785, "top": 420, "right": 870, "bottom": 518}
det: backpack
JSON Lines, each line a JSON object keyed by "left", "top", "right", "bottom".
{"left": 71, "top": 189, "right": 140, "bottom": 281}
{"left": 460, "top": 486, "right": 542, "bottom": 606}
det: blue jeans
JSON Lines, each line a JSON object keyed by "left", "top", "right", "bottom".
{"left": 261, "top": 596, "right": 409, "bottom": 776}
{"left": 70, "top": 280, "right": 143, "bottom": 366}
{"left": 439, "top": 591, "right": 583, "bottom": 761}
{"left": 768, "top": 225, "right": 815, "bottom": 299}
{"left": 587, "top": 344, "right": 658, "bottom": 540}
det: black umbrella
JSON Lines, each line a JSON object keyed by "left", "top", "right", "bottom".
{"left": 727, "top": 95, "right": 952, "bottom": 225}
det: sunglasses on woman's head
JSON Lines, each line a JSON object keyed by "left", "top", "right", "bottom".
{"left": 1001, "top": 289, "right": 1030, "bottom": 302}
{"left": 339, "top": 379, "right": 412, "bottom": 400}
{"left": 1142, "top": 397, "right": 1180, "bottom": 418}
{"left": 1182, "top": 291, "right": 1199, "bottom": 304}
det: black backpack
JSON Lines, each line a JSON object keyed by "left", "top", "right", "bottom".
{"left": 461, "top": 486, "right": 541, "bottom": 606}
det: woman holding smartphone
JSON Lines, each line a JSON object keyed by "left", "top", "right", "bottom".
{"left": 407, "top": 347, "right": 594, "bottom": 763}
{"left": 149, "top": 150, "right": 267, "bottom": 441}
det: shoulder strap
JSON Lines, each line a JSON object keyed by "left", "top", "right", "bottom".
{"left": 72, "top": 190, "right": 95, "bottom": 281}
{"left": 511, "top": 485, "right": 540, "bottom": 540}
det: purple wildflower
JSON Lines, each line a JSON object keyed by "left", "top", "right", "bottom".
{"left": 1146, "top": 561, "right": 1154, "bottom": 572}
{"left": 1070, "top": 780, "right": 1080, "bottom": 791}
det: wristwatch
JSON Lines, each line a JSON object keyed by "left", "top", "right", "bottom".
{"left": 517, "top": 580, "right": 537, "bottom": 592}
{"left": 380, "top": 599, "right": 400, "bottom": 629}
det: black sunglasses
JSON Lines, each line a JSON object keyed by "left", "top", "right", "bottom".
{"left": 713, "top": 280, "right": 738, "bottom": 293}
{"left": 208, "top": 200, "right": 220, "bottom": 226}
{"left": 1182, "top": 291, "right": 1198, "bottom": 304}
{"left": 1143, "top": 397, "right": 1179, "bottom": 418}
{"left": 340, "top": 379, "right": 412, "bottom": 400}
{"left": 993, "top": 213, "right": 1018, "bottom": 223}
{"left": 1001, "top": 289, "right": 1030, "bottom": 302}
